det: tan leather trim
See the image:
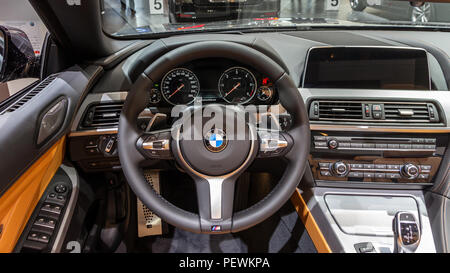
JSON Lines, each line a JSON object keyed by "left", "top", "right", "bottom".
{"left": 0, "top": 137, "right": 65, "bottom": 253}
{"left": 291, "top": 188, "right": 332, "bottom": 253}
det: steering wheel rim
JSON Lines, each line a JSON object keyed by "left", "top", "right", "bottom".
{"left": 118, "top": 40, "right": 310, "bottom": 234}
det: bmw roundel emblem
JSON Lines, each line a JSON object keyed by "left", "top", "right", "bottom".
{"left": 204, "top": 129, "right": 228, "bottom": 153}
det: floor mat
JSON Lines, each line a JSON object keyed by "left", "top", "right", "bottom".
{"left": 136, "top": 202, "right": 317, "bottom": 253}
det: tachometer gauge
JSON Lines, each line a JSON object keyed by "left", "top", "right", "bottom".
{"left": 218, "top": 67, "right": 257, "bottom": 104}
{"left": 161, "top": 68, "right": 200, "bottom": 105}
{"left": 257, "top": 86, "right": 274, "bottom": 102}
{"left": 149, "top": 88, "right": 161, "bottom": 104}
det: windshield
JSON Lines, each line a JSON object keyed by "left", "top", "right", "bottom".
{"left": 102, "top": 0, "right": 450, "bottom": 37}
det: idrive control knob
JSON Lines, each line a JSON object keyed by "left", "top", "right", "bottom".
{"left": 401, "top": 163, "right": 420, "bottom": 179}
{"left": 331, "top": 161, "right": 349, "bottom": 177}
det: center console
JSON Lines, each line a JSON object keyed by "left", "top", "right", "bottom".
{"left": 299, "top": 45, "right": 449, "bottom": 253}
{"left": 309, "top": 132, "right": 447, "bottom": 187}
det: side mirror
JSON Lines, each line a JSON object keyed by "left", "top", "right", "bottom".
{"left": 0, "top": 30, "right": 5, "bottom": 78}
{"left": 409, "top": 1, "right": 425, "bottom": 7}
{"left": 0, "top": 26, "right": 36, "bottom": 83}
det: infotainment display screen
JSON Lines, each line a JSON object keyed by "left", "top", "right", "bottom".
{"left": 302, "top": 47, "right": 430, "bottom": 90}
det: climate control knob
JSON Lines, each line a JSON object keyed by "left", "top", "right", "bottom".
{"left": 328, "top": 139, "right": 339, "bottom": 149}
{"left": 331, "top": 162, "right": 349, "bottom": 177}
{"left": 401, "top": 163, "right": 420, "bottom": 179}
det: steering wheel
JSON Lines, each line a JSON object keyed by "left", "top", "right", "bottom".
{"left": 118, "top": 41, "right": 310, "bottom": 234}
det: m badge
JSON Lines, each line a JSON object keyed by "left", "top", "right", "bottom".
{"left": 66, "top": 0, "right": 81, "bottom": 6}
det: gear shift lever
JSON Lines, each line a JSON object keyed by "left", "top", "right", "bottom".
{"left": 392, "top": 211, "right": 421, "bottom": 253}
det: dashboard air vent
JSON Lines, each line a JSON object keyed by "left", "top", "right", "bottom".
{"left": 383, "top": 102, "right": 437, "bottom": 123}
{"left": 3, "top": 75, "right": 57, "bottom": 114}
{"left": 81, "top": 102, "right": 124, "bottom": 129}
{"left": 310, "top": 101, "right": 363, "bottom": 121}
{"left": 309, "top": 100, "right": 440, "bottom": 123}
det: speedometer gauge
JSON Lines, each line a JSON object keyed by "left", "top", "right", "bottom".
{"left": 161, "top": 68, "right": 200, "bottom": 105}
{"left": 218, "top": 67, "right": 257, "bottom": 104}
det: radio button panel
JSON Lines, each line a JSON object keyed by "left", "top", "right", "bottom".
{"left": 314, "top": 136, "right": 436, "bottom": 152}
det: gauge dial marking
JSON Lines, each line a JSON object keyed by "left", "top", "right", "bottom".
{"left": 161, "top": 68, "right": 200, "bottom": 105}
{"left": 149, "top": 88, "right": 162, "bottom": 104}
{"left": 257, "top": 86, "right": 274, "bottom": 102}
{"left": 218, "top": 67, "right": 257, "bottom": 104}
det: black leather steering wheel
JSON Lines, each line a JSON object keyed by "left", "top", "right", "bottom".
{"left": 118, "top": 41, "right": 310, "bottom": 234}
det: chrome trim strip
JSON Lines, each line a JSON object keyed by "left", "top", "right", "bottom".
{"left": 69, "top": 128, "right": 118, "bottom": 137}
{"left": 142, "top": 139, "right": 170, "bottom": 150}
{"left": 69, "top": 124, "right": 450, "bottom": 137}
{"left": 316, "top": 147, "right": 436, "bottom": 152}
{"left": 310, "top": 124, "right": 450, "bottom": 133}
{"left": 312, "top": 100, "right": 430, "bottom": 105}
{"left": 209, "top": 178, "right": 225, "bottom": 220}
{"left": 51, "top": 164, "right": 79, "bottom": 253}
{"left": 316, "top": 119, "right": 435, "bottom": 123}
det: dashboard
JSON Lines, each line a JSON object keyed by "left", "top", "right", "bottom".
{"left": 68, "top": 30, "right": 450, "bottom": 192}
{"left": 50, "top": 29, "right": 450, "bottom": 253}
{"left": 147, "top": 58, "right": 278, "bottom": 106}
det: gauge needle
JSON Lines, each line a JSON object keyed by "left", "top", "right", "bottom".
{"left": 169, "top": 84, "right": 185, "bottom": 98}
{"left": 225, "top": 82, "right": 241, "bottom": 97}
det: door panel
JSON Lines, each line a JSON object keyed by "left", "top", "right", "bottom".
{"left": 0, "top": 137, "right": 65, "bottom": 253}
{"left": 0, "top": 65, "right": 103, "bottom": 252}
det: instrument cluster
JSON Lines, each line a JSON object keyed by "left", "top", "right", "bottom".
{"left": 147, "top": 58, "right": 277, "bottom": 106}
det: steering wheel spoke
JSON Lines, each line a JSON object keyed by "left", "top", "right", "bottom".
{"left": 257, "top": 129, "right": 293, "bottom": 158}
{"left": 137, "top": 129, "right": 174, "bottom": 160}
{"left": 194, "top": 176, "right": 237, "bottom": 233}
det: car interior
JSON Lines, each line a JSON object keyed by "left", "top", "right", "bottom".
{"left": 0, "top": 0, "right": 449, "bottom": 254}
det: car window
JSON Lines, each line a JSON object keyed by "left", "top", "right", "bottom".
{"left": 102, "top": 0, "right": 450, "bottom": 37}
{"left": 0, "top": 0, "right": 47, "bottom": 103}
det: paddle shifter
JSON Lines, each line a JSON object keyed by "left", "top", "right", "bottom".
{"left": 392, "top": 211, "right": 421, "bottom": 253}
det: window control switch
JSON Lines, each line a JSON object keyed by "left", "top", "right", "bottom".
{"left": 27, "top": 232, "right": 50, "bottom": 244}
{"left": 30, "top": 226, "right": 53, "bottom": 236}
{"left": 45, "top": 193, "right": 66, "bottom": 206}
{"left": 41, "top": 203, "right": 62, "bottom": 215}
{"left": 34, "top": 217, "right": 56, "bottom": 229}
{"left": 38, "top": 210, "right": 60, "bottom": 221}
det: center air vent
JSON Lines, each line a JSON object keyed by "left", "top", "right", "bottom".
{"left": 81, "top": 102, "right": 124, "bottom": 129}
{"left": 310, "top": 101, "right": 363, "bottom": 121}
{"left": 309, "top": 100, "right": 440, "bottom": 124}
{"left": 384, "top": 102, "right": 436, "bottom": 122}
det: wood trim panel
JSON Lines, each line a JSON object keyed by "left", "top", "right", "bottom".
{"left": 0, "top": 137, "right": 65, "bottom": 253}
{"left": 291, "top": 188, "right": 332, "bottom": 253}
